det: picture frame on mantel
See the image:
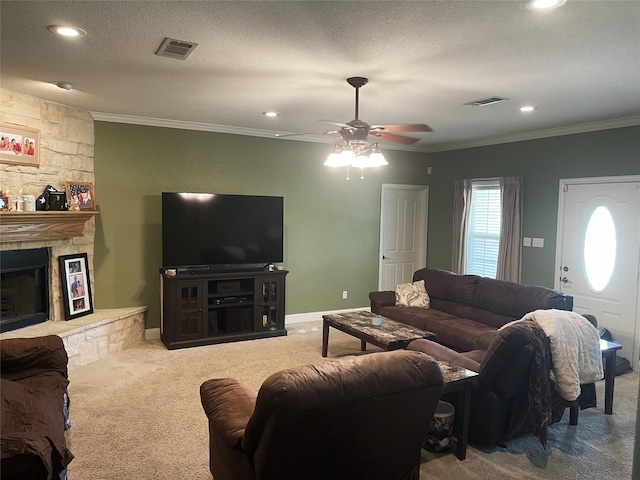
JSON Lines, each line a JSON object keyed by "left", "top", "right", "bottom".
{"left": 65, "top": 181, "right": 96, "bottom": 211}
{"left": 59, "top": 253, "right": 94, "bottom": 320}
{"left": 0, "top": 122, "right": 40, "bottom": 167}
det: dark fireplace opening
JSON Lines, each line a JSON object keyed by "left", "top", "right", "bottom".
{"left": 0, "top": 248, "right": 49, "bottom": 333}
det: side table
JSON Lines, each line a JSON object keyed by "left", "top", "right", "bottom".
{"left": 600, "top": 339, "right": 623, "bottom": 414}
{"left": 439, "top": 362, "right": 478, "bottom": 461}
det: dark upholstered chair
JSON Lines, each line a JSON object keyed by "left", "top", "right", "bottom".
{"left": 409, "top": 321, "right": 553, "bottom": 446}
{"left": 1, "top": 335, "right": 73, "bottom": 480}
{"left": 408, "top": 320, "right": 597, "bottom": 447}
{"left": 200, "top": 350, "right": 445, "bottom": 480}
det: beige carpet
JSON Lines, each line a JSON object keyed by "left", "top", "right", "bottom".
{"left": 66, "top": 321, "right": 637, "bottom": 479}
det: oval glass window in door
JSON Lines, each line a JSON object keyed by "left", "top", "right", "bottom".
{"left": 583, "top": 206, "right": 616, "bottom": 292}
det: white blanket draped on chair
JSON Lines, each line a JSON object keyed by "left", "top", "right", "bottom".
{"left": 519, "top": 309, "right": 604, "bottom": 401}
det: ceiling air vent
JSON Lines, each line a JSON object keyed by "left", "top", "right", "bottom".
{"left": 155, "top": 38, "right": 198, "bottom": 60}
{"left": 464, "top": 97, "right": 509, "bottom": 107}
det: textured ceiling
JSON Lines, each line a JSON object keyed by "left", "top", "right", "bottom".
{"left": 1, "top": 1, "right": 639, "bottom": 151}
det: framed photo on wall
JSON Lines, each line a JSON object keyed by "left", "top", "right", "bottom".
{"left": 0, "top": 122, "right": 40, "bottom": 167}
{"left": 65, "top": 181, "right": 96, "bottom": 211}
{"left": 59, "top": 253, "right": 94, "bottom": 320}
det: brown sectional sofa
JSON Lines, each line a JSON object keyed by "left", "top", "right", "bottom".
{"left": 369, "top": 268, "right": 573, "bottom": 352}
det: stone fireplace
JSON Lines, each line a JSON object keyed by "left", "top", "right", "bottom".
{"left": 1, "top": 88, "right": 96, "bottom": 323}
{"left": 0, "top": 88, "right": 146, "bottom": 367}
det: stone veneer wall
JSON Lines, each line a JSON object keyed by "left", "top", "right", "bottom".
{"left": 0, "top": 88, "right": 95, "bottom": 322}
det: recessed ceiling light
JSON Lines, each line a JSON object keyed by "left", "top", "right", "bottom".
{"left": 263, "top": 112, "right": 279, "bottom": 117}
{"left": 48, "top": 25, "right": 87, "bottom": 37}
{"left": 526, "top": 0, "right": 567, "bottom": 10}
{"left": 519, "top": 106, "right": 537, "bottom": 112}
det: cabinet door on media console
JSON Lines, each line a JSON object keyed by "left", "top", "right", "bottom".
{"left": 171, "top": 280, "right": 204, "bottom": 342}
{"left": 256, "top": 275, "right": 285, "bottom": 331}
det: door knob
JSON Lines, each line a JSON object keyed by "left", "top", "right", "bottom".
{"left": 383, "top": 255, "right": 390, "bottom": 260}
{"left": 560, "top": 276, "right": 572, "bottom": 284}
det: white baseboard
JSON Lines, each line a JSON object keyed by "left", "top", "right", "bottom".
{"left": 145, "top": 328, "right": 160, "bottom": 341}
{"left": 143, "top": 307, "right": 370, "bottom": 340}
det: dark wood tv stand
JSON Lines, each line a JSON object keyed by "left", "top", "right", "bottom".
{"left": 160, "top": 268, "right": 288, "bottom": 350}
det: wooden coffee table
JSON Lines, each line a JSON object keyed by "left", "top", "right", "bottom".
{"left": 322, "top": 311, "right": 435, "bottom": 357}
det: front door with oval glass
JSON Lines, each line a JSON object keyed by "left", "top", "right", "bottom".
{"left": 556, "top": 178, "right": 640, "bottom": 368}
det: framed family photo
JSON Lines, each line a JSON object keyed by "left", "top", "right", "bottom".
{"left": 0, "top": 122, "right": 40, "bottom": 167}
{"left": 59, "top": 253, "right": 94, "bottom": 320}
{"left": 65, "top": 181, "right": 96, "bottom": 211}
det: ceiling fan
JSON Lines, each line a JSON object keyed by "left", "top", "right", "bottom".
{"left": 275, "top": 77, "right": 433, "bottom": 147}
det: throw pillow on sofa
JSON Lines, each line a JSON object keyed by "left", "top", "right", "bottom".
{"left": 395, "top": 280, "right": 430, "bottom": 308}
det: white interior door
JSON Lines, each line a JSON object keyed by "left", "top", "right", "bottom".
{"left": 378, "top": 184, "right": 428, "bottom": 291}
{"left": 555, "top": 176, "right": 640, "bottom": 367}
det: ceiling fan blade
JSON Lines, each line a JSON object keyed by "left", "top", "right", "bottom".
{"left": 319, "top": 119, "right": 353, "bottom": 129}
{"left": 369, "top": 131, "right": 420, "bottom": 145}
{"left": 275, "top": 130, "right": 339, "bottom": 138}
{"left": 370, "top": 123, "right": 433, "bottom": 133}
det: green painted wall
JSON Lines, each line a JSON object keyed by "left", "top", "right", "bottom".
{"left": 94, "top": 122, "right": 429, "bottom": 327}
{"left": 423, "top": 126, "right": 640, "bottom": 287}
{"left": 94, "top": 123, "right": 639, "bottom": 327}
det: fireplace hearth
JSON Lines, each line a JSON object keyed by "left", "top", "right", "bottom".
{"left": 0, "top": 248, "right": 49, "bottom": 332}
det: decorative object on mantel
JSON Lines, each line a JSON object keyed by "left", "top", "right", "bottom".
{"left": 65, "top": 181, "right": 95, "bottom": 211}
{"left": 0, "top": 122, "right": 40, "bottom": 167}
{"left": 275, "top": 77, "right": 432, "bottom": 180}
{"left": 37, "top": 184, "right": 67, "bottom": 211}
{"left": 59, "top": 252, "right": 94, "bottom": 320}
{"left": 0, "top": 191, "right": 9, "bottom": 210}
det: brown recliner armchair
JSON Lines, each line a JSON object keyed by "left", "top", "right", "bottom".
{"left": 409, "top": 321, "right": 554, "bottom": 447}
{"left": 408, "top": 320, "right": 597, "bottom": 447}
{"left": 1, "top": 335, "right": 73, "bottom": 480}
{"left": 200, "top": 350, "right": 445, "bottom": 480}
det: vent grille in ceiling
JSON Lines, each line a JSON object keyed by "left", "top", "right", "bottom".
{"left": 155, "top": 38, "right": 198, "bottom": 60}
{"left": 463, "top": 97, "right": 509, "bottom": 107}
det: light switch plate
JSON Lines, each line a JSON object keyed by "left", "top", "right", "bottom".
{"left": 523, "top": 237, "right": 532, "bottom": 247}
{"left": 532, "top": 238, "right": 544, "bottom": 248}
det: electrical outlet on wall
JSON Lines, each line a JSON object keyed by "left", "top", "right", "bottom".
{"left": 523, "top": 237, "right": 532, "bottom": 247}
{"left": 342, "top": 290, "right": 348, "bottom": 299}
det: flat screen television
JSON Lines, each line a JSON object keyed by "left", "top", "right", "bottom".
{"left": 162, "top": 192, "right": 284, "bottom": 270}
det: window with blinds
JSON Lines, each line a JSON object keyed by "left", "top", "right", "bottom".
{"left": 466, "top": 180, "right": 501, "bottom": 278}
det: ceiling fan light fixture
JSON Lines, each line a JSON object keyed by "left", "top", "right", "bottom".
{"left": 340, "top": 150, "right": 356, "bottom": 164}
{"left": 324, "top": 152, "right": 344, "bottom": 167}
{"left": 370, "top": 151, "right": 388, "bottom": 167}
{"left": 352, "top": 155, "right": 374, "bottom": 169}
{"left": 324, "top": 147, "right": 355, "bottom": 167}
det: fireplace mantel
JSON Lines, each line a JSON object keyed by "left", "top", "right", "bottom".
{"left": 0, "top": 211, "right": 99, "bottom": 242}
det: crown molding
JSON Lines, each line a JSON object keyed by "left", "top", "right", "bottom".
{"left": 90, "top": 112, "right": 284, "bottom": 139}
{"left": 91, "top": 112, "right": 640, "bottom": 153}
{"left": 420, "top": 116, "right": 640, "bottom": 153}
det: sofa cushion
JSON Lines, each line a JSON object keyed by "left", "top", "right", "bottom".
{"left": 473, "top": 277, "right": 570, "bottom": 325}
{"left": 413, "top": 268, "right": 478, "bottom": 308}
{"left": 395, "top": 280, "right": 430, "bottom": 308}
{"left": 377, "top": 305, "right": 495, "bottom": 352}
